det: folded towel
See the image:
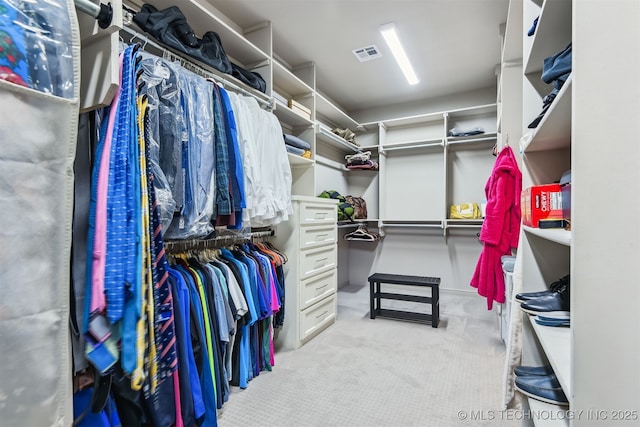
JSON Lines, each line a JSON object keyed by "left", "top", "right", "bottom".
{"left": 283, "top": 133, "right": 311, "bottom": 150}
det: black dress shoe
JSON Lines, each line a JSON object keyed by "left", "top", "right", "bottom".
{"left": 520, "top": 282, "right": 570, "bottom": 316}
{"left": 515, "top": 274, "right": 569, "bottom": 302}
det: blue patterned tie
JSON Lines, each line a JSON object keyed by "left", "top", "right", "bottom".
{"left": 104, "top": 44, "right": 139, "bottom": 323}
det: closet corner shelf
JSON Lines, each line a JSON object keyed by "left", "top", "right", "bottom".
{"left": 120, "top": 26, "right": 272, "bottom": 109}
{"left": 316, "top": 125, "right": 360, "bottom": 153}
{"left": 446, "top": 103, "right": 497, "bottom": 119}
{"left": 287, "top": 152, "right": 314, "bottom": 166}
{"left": 356, "top": 144, "right": 381, "bottom": 152}
{"left": 523, "top": 0, "right": 572, "bottom": 75}
{"left": 522, "top": 75, "right": 572, "bottom": 153}
{"left": 378, "top": 111, "right": 444, "bottom": 129}
{"left": 501, "top": 0, "right": 523, "bottom": 63}
{"left": 446, "top": 133, "right": 498, "bottom": 148}
{"left": 274, "top": 101, "right": 314, "bottom": 127}
{"left": 315, "top": 92, "right": 360, "bottom": 130}
{"left": 523, "top": 226, "right": 571, "bottom": 246}
{"left": 272, "top": 60, "right": 313, "bottom": 96}
{"left": 144, "top": 0, "right": 270, "bottom": 66}
{"left": 346, "top": 167, "right": 378, "bottom": 173}
{"left": 381, "top": 139, "right": 443, "bottom": 152}
{"left": 525, "top": 399, "right": 570, "bottom": 427}
{"left": 527, "top": 314, "right": 572, "bottom": 401}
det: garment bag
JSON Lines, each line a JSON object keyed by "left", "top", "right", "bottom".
{"left": 0, "top": 0, "right": 80, "bottom": 425}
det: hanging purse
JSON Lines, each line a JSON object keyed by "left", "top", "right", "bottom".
{"left": 133, "top": 4, "right": 233, "bottom": 74}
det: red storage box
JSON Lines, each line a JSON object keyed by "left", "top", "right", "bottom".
{"left": 521, "top": 184, "right": 563, "bottom": 227}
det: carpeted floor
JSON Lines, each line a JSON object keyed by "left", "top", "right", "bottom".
{"left": 217, "top": 284, "right": 519, "bottom": 426}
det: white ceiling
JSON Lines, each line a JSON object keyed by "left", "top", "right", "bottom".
{"left": 206, "top": 0, "right": 509, "bottom": 115}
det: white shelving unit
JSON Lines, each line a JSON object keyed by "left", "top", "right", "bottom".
{"left": 513, "top": 0, "right": 574, "bottom": 422}
{"left": 523, "top": 0, "right": 571, "bottom": 76}
{"left": 528, "top": 316, "right": 571, "bottom": 397}
{"left": 520, "top": 75, "right": 571, "bottom": 153}
{"left": 323, "top": 103, "right": 501, "bottom": 295}
{"left": 368, "top": 105, "right": 498, "bottom": 229}
{"left": 505, "top": 1, "right": 640, "bottom": 425}
{"left": 527, "top": 399, "right": 570, "bottom": 427}
{"left": 316, "top": 92, "right": 361, "bottom": 131}
{"left": 523, "top": 226, "right": 571, "bottom": 247}
{"left": 142, "top": 0, "right": 272, "bottom": 66}
{"left": 316, "top": 124, "right": 360, "bottom": 153}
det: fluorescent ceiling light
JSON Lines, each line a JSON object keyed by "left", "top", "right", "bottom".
{"left": 379, "top": 22, "right": 419, "bottom": 85}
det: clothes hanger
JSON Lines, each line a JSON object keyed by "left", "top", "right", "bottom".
{"left": 344, "top": 223, "right": 379, "bottom": 241}
{"left": 263, "top": 241, "right": 288, "bottom": 263}
{"left": 254, "top": 242, "right": 283, "bottom": 266}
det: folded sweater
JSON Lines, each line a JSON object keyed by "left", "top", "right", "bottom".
{"left": 283, "top": 133, "right": 311, "bottom": 150}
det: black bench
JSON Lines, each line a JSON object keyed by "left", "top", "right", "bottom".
{"left": 368, "top": 273, "right": 440, "bottom": 328}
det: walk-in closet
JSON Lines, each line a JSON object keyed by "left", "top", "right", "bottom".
{"left": 0, "top": 0, "right": 638, "bottom": 426}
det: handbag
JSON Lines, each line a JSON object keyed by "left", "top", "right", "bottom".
{"left": 449, "top": 203, "right": 482, "bottom": 219}
{"left": 345, "top": 195, "right": 368, "bottom": 220}
{"left": 133, "top": 4, "right": 233, "bottom": 74}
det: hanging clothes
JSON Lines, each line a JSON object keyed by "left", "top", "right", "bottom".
{"left": 470, "top": 146, "right": 522, "bottom": 310}
{"left": 79, "top": 40, "right": 290, "bottom": 427}
{"left": 227, "top": 91, "right": 292, "bottom": 227}
{"left": 82, "top": 44, "right": 189, "bottom": 427}
{"left": 138, "top": 51, "right": 291, "bottom": 240}
{"left": 165, "top": 66, "right": 217, "bottom": 239}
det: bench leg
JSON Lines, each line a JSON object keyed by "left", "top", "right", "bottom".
{"left": 432, "top": 286, "right": 440, "bottom": 328}
{"left": 369, "top": 281, "right": 375, "bottom": 319}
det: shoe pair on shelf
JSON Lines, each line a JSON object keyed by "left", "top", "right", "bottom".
{"left": 514, "top": 365, "right": 569, "bottom": 406}
{"left": 516, "top": 274, "right": 570, "bottom": 318}
{"left": 534, "top": 314, "right": 570, "bottom": 327}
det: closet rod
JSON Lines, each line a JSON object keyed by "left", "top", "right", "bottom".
{"left": 164, "top": 229, "right": 275, "bottom": 253}
{"left": 314, "top": 156, "right": 347, "bottom": 171}
{"left": 382, "top": 141, "right": 444, "bottom": 152}
{"left": 382, "top": 223, "right": 443, "bottom": 228}
{"left": 120, "top": 25, "right": 273, "bottom": 110}
{"left": 75, "top": 0, "right": 113, "bottom": 29}
{"left": 337, "top": 223, "right": 360, "bottom": 229}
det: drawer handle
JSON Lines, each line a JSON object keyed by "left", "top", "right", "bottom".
{"left": 314, "top": 212, "right": 328, "bottom": 219}
{"left": 315, "top": 284, "right": 329, "bottom": 291}
{"left": 315, "top": 310, "right": 329, "bottom": 319}
{"left": 315, "top": 233, "right": 328, "bottom": 241}
{"left": 314, "top": 258, "right": 328, "bottom": 268}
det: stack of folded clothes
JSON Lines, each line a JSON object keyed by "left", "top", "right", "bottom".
{"left": 448, "top": 127, "right": 485, "bottom": 137}
{"left": 283, "top": 133, "right": 311, "bottom": 159}
{"left": 514, "top": 365, "right": 569, "bottom": 406}
{"left": 516, "top": 274, "right": 570, "bottom": 327}
{"left": 345, "top": 151, "right": 378, "bottom": 170}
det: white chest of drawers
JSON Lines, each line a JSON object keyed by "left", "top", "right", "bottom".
{"left": 273, "top": 196, "right": 338, "bottom": 350}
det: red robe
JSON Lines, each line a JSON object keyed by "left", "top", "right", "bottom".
{"left": 471, "top": 146, "right": 522, "bottom": 309}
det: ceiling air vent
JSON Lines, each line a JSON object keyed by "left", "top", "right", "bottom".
{"left": 352, "top": 45, "right": 382, "bottom": 62}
